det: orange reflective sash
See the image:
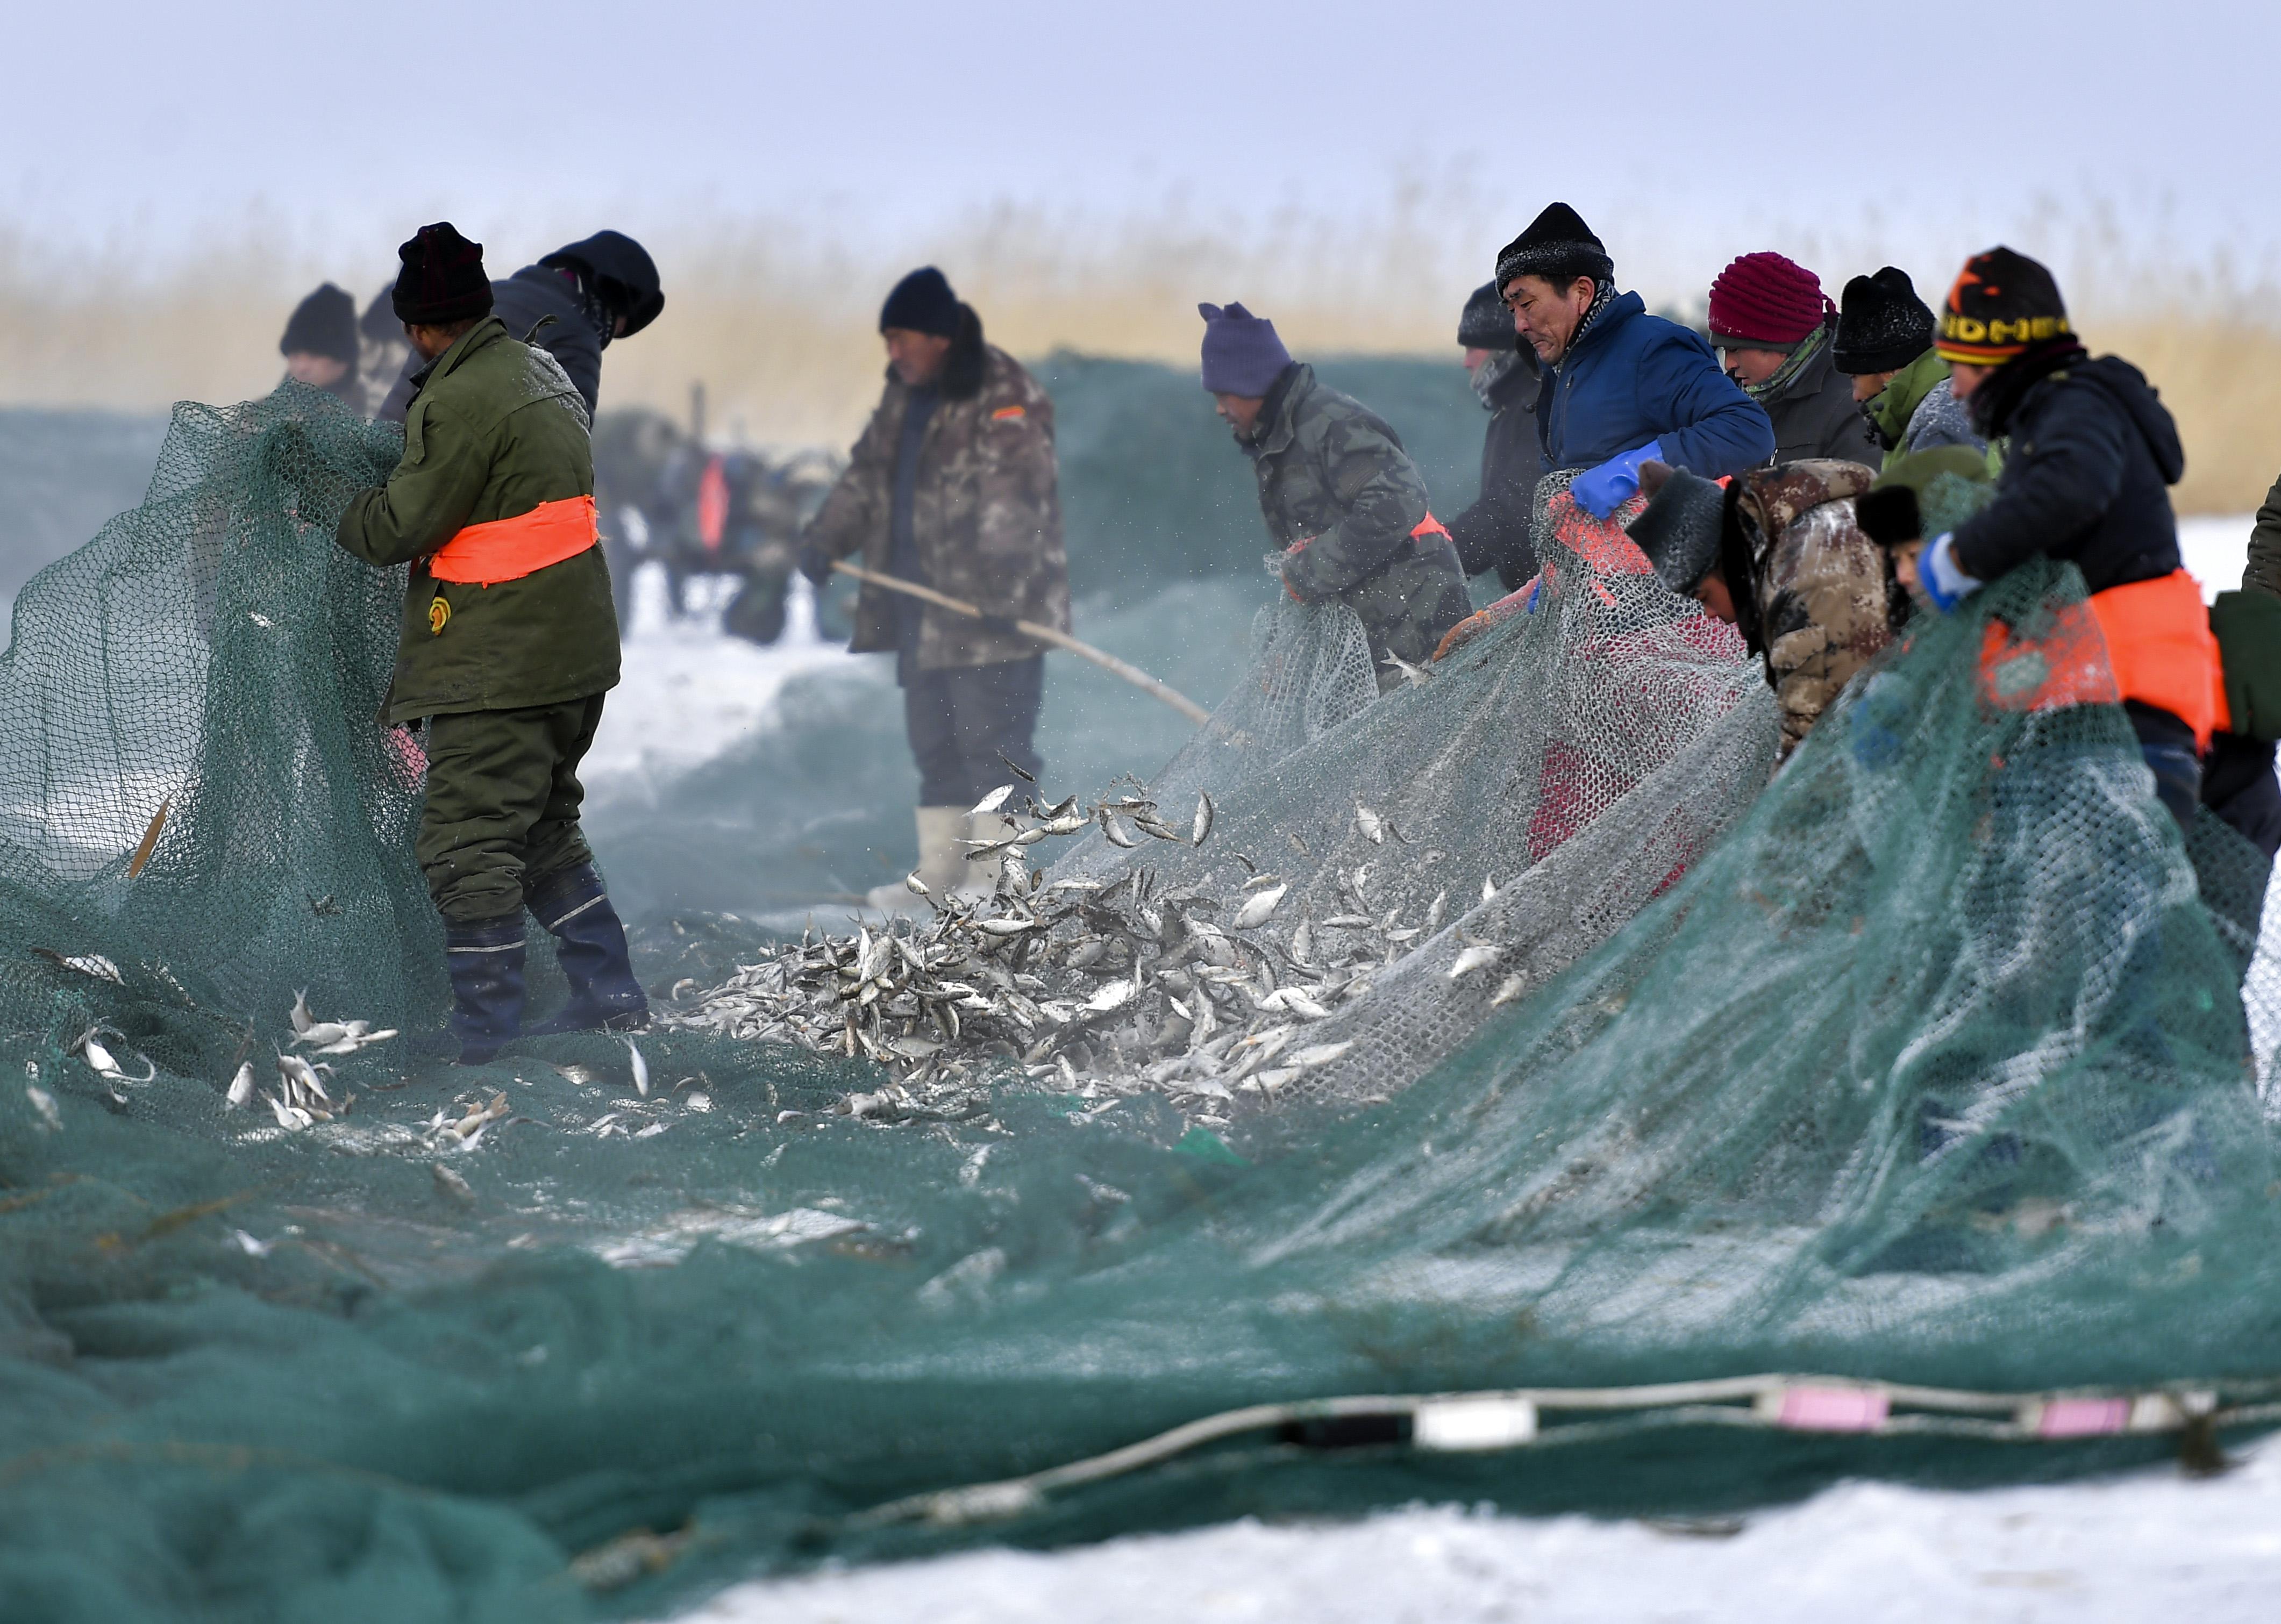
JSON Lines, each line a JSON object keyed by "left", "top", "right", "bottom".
{"left": 1976, "top": 568, "right": 2223, "bottom": 749}
{"left": 428, "top": 495, "right": 600, "bottom": 585}
{"left": 1410, "top": 512, "right": 1452, "bottom": 543}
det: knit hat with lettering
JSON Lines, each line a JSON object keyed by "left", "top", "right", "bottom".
{"left": 1936, "top": 247, "right": 2071, "bottom": 364}
{"left": 1707, "top": 252, "right": 1833, "bottom": 352}
{"left": 390, "top": 223, "right": 493, "bottom": 326}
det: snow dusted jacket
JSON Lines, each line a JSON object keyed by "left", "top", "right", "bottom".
{"left": 1537, "top": 291, "right": 1775, "bottom": 478}
{"left": 805, "top": 317, "right": 1071, "bottom": 671}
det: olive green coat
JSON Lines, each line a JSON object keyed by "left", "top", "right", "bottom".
{"left": 335, "top": 317, "right": 619, "bottom": 723}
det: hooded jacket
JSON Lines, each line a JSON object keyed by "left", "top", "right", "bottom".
{"left": 805, "top": 312, "right": 1071, "bottom": 670}
{"left": 1949, "top": 352, "right": 2184, "bottom": 595}
{"left": 1537, "top": 291, "right": 1774, "bottom": 478}
{"left": 1446, "top": 353, "right": 1547, "bottom": 590}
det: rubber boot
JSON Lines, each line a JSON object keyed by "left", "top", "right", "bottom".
{"left": 445, "top": 915, "right": 526, "bottom": 1065}
{"left": 523, "top": 862, "right": 651, "bottom": 1035}
{"left": 866, "top": 805, "right": 971, "bottom": 912}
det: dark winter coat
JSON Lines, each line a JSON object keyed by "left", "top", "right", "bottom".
{"left": 335, "top": 317, "right": 620, "bottom": 722}
{"left": 1949, "top": 350, "right": 2183, "bottom": 595}
{"left": 1249, "top": 363, "right": 1472, "bottom": 679}
{"left": 1538, "top": 291, "right": 1774, "bottom": 478}
{"left": 806, "top": 323, "right": 1071, "bottom": 671}
{"left": 1755, "top": 332, "right": 1882, "bottom": 467}
{"left": 2246, "top": 468, "right": 2281, "bottom": 599}
{"left": 1447, "top": 354, "right": 1546, "bottom": 590}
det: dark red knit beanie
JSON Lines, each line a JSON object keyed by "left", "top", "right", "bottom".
{"left": 1707, "top": 252, "right": 1834, "bottom": 349}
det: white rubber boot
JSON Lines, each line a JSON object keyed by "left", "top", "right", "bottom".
{"left": 865, "top": 806, "right": 969, "bottom": 913}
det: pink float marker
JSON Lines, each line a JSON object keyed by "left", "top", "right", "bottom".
{"left": 2034, "top": 1398, "right": 2129, "bottom": 1438}
{"left": 1774, "top": 1387, "right": 1891, "bottom": 1433}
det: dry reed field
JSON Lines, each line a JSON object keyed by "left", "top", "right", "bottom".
{"left": 0, "top": 210, "right": 2274, "bottom": 513}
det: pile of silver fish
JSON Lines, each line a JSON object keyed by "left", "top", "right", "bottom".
{"left": 667, "top": 775, "right": 1492, "bottom": 1126}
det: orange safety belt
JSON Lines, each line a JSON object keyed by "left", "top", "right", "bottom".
{"left": 1410, "top": 512, "right": 1452, "bottom": 543}
{"left": 427, "top": 495, "right": 601, "bottom": 586}
{"left": 1976, "top": 568, "right": 2225, "bottom": 749}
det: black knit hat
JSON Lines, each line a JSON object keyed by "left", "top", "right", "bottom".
{"left": 1458, "top": 282, "right": 1513, "bottom": 350}
{"left": 1833, "top": 267, "right": 1936, "bottom": 375}
{"left": 280, "top": 282, "right": 358, "bottom": 364}
{"left": 880, "top": 266, "right": 961, "bottom": 338}
{"left": 1936, "top": 247, "right": 2071, "bottom": 365}
{"left": 390, "top": 224, "right": 493, "bottom": 325}
{"left": 1494, "top": 203, "right": 1614, "bottom": 291}
{"left": 1627, "top": 463, "right": 1728, "bottom": 593}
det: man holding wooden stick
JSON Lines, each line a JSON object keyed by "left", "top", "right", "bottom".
{"left": 799, "top": 267, "right": 1072, "bottom": 913}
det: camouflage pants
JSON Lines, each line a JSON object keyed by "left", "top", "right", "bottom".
{"left": 417, "top": 695, "right": 603, "bottom": 922}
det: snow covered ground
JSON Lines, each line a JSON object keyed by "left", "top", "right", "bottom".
{"left": 677, "top": 1436, "right": 2281, "bottom": 1622}
{"left": 632, "top": 520, "right": 2281, "bottom": 1622}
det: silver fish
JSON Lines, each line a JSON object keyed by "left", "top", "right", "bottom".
{"left": 1231, "top": 883, "right": 1287, "bottom": 931}
{"left": 1356, "top": 805, "right": 1386, "bottom": 845}
{"left": 1191, "top": 792, "right": 1214, "bottom": 847}
{"left": 625, "top": 1037, "right": 649, "bottom": 1098}
{"left": 225, "top": 1062, "right": 255, "bottom": 1110}
{"left": 1449, "top": 945, "right": 1500, "bottom": 979}
{"left": 970, "top": 785, "right": 1017, "bottom": 817}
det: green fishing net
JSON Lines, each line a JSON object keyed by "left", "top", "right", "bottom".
{"left": 1, "top": 387, "right": 2278, "bottom": 1623}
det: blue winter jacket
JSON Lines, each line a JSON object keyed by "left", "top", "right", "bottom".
{"left": 1536, "top": 292, "right": 1774, "bottom": 477}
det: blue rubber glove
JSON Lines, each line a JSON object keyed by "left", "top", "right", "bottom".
{"left": 1918, "top": 532, "right": 1983, "bottom": 613}
{"left": 1570, "top": 439, "right": 1664, "bottom": 519}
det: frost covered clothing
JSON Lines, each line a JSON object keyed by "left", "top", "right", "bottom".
{"left": 1448, "top": 351, "right": 1547, "bottom": 590}
{"left": 335, "top": 316, "right": 619, "bottom": 725}
{"left": 1865, "top": 347, "right": 1985, "bottom": 470}
{"left": 1744, "top": 325, "right": 1881, "bottom": 467}
{"left": 805, "top": 323, "right": 1070, "bottom": 673}
{"left": 1245, "top": 362, "right": 1471, "bottom": 685}
{"left": 2246, "top": 468, "right": 2281, "bottom": 599}
{"left": 1727, "top": 460, "right": 1891, "bottom": 756}
{"left": 906, "top": 655, "right": 1045, "bottom": 807}
{"left": 491, "top": 265, "right": 604, "bottom": 418}
{"left": 1536, "top": 291, "right": 1774, "bottom": 480}
{"left": 1949, "top": 346, "right": 2183, "bottom": 596}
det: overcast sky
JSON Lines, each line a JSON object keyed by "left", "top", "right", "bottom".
{"left": 5, "top": 0, "right": 2272, "bottom": 293}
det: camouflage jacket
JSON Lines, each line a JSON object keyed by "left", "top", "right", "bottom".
{"left": 1731, "top": 459, "right": 1890, "bottom": 755}
{"left": 806, "top": 344, "right": 1070, "bottom": 670}
{"left": 1248, "top": 364, "right": 1471, "bottom": 684}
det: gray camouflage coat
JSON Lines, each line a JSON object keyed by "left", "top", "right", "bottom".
{"left": 1247, "top": 364, "right": 1471, "bottom": 684}
{"left": 1731, "top": 459, "right": 1891, "bottom": 756}
{"left": 807, "top": 344, "right": 1071, "bottom": 670}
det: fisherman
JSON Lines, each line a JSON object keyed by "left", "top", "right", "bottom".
{"left": 797, "top": 267, "right": 1070, "bottom": 914}
{"left": 277, "top": 283, "right": 361, "bottom": 406}
{"left": 1446, "top": 282, "right": 1546, "bottom": 591}
{"left": 375, "top": 230, "right": 664, "bottom": 422}
{"left": 2246, "top": 468, "right": 2281, "bottom": 599}
{"left": 1497, "top": 203, "right": 1773, "bottom": 518}
{"left": 330, "top": 224, "right": 644, "bottom": 1062}
{"left": 1629, "top": 458, "right": 1890, "bottom": 756}
{"left": 1864, "top": 446, "right": 2281, "bottom": 858}
{"left": 1915, "top": 247, "right": 2220, "bottom": 827}
{"left": 1707, "top": 252, "right": 1880, "bottom": 466}
{"left": 1200, "top": 301, "right": 1471, "bottom": 691}
{"left": 1832, "top": 267, "right": 1986, "bottom": 471}
{"left": 355, "top": 288, "right": 412, "bottom": 420}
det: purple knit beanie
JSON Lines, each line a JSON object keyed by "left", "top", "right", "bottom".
{"left": 1197, "top": 302, "right": 1292, "bottom": 397}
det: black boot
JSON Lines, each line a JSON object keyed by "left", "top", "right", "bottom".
{"left": 524, "top": 862, "right": 649, "bottom": 1036}
{"left": 445, "top": 915, "right": 526, "bottom": 1064}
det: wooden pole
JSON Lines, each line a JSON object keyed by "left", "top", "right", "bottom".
{"left": 829, "top": 561, "right": 1212, "bottom": 726}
